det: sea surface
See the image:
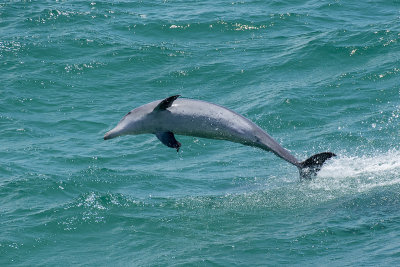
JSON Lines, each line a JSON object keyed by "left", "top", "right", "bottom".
{"left": 1, "top": 0, "right": 400, "bottom": 266}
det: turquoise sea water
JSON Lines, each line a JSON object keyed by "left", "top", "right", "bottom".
{"left": 1, "top": 0, "right": 400, "bottom": 265}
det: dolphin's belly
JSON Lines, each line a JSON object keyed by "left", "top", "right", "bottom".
{"left": 172, "top": 114, "right": 255, "bottom": 143}
{"left": 155, "top": 100, "right": 299, "bottom": 166}
{"left": 154, "top": 101, "right": 262, "bottom": 146}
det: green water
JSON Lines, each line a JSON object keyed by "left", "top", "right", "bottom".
{"left": 1, "top": 0, "right": 400, "bottom": 265}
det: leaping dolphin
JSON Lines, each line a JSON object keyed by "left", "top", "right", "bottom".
{"left": 104, "top": 95, "right": 335, "bottom": 179}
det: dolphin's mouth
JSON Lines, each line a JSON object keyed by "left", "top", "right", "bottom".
{"left": 103, "top": 133, "right": 111, "bottom": 140}
{"left": 104, "top": 125, "right": 127, "bottom": 140}
{"left": 104, "top": 131, "right": 115, "bottom": 140}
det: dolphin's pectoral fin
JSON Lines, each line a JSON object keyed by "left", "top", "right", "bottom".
{"left": 155, "top": 132, "right": 181, "bottom": 152}
{"left": 154, "top": 95, "right": 180, "bottom": 111}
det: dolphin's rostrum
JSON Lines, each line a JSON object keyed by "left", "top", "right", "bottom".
{"left": 104, "top": 95, "right": 335, "bottom": 179}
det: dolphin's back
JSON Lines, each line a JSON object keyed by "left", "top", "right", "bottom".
{"left": 164, "top": 99, "right": 257, "bottom": 140}
{"left": 155, "top": 98, "right": 301, "bottom": 167}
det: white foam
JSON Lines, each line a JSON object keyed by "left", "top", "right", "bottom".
{"left": 318, "top": 149, "right": 400, "bottom": 178}
{"left": 312, "top": 149, "right": 400, "bottom": 193}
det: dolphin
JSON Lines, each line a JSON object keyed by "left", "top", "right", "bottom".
{"left": 104, "top": 95, "right": 335, "bottom": 179}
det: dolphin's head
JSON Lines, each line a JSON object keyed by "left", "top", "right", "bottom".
{"left": 104, "top": 105, "right": 153, "bottom": 140}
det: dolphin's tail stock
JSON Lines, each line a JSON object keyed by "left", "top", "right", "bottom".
{"left": 298, "top": 152, "right": 336, "bottom": 180}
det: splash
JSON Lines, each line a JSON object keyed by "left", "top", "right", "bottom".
{"left": 319, "top": 150, "right": 400, "bottom": 178}
{"left": 313, "top": 149, "right": 400, "bottom": 193}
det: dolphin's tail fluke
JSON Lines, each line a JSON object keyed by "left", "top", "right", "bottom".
{"left": 299, "top": 152, "right": 336, "bottom": 180}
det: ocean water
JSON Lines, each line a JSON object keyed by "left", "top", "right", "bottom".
{"left": 1, "top": 0, "right": 400, "bottom": 265}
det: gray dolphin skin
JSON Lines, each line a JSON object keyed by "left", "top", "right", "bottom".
{"left": 104, "top": 95, "right": 335, "bottom": 179}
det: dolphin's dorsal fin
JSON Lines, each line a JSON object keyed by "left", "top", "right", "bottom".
{"left": 155, "top": 131, "right": 181, "bottom": 152}
{"left": 154, "top": 95, "right": 180, "bottom": 111}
